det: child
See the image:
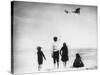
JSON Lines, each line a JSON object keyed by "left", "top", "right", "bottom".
{"left": 52, "top": 36, "right": 60, "bottom": 69}
{"left": 60, "top": 42, "right": 69, "bottom": 67}
{"left": 37, "top": 46, "right": 46, "bottom": 71}
{"left": 73, "top": 53, "right": 84, "bottom": 68}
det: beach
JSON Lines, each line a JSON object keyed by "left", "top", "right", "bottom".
{"left": 14, "top": 48, "right": 97, "bottom": 74}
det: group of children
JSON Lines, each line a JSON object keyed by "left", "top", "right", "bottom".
{"left": 37, "top": 36, "right": 84, "bottom": 71}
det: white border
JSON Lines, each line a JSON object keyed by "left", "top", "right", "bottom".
{"left": 0, "top": 0, "right": 99, "bottom": 75}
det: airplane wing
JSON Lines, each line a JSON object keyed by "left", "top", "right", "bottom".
{"left": 65, "top": 10, "right": 69, "bottom": 14}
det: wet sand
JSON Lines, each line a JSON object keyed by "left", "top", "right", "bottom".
{"left": 14, "top": 48, "right": 97, "bottom": 74}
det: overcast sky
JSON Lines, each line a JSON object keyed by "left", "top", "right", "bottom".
{"left": 13, "top": 1, "right": 97, "bottom": 51}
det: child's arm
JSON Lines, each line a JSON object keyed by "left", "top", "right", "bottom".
{"left": 51, "top": 45, "right": 54, "bottom": 58}
{"left": 60, "top": 47, "right": 62, "bottom": 56}
{"left": 42, "top": 52, "right": 46, "bottom": 60}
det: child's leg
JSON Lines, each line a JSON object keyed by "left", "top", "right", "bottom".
{"left": 57, "top": 57, "right": 59, "bottom": 69}
{"left": 57, "top": 61, "right": 59, "bottom": 69}
{"left": 64, "top": 61, "right": 67, "bottom": 67}
{"left": 57, "top": 52, "right": 59, "bottom": 69}
{"left": 53, "top": 57, "right": 56, "bottom": 68}
{"left": 38, "top": 65, "right": 40, "bottom": 71}
{"left": 38, "top": 64, "right": 41, "bottom": 71}
{"left": 63, "top": 62, "right": 65, "bottom": 67}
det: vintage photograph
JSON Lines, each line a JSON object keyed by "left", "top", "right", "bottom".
{"left": 11, "top": 1, "right": 97, "bottom": 74}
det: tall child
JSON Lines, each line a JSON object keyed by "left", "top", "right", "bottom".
{"left": 52, "top": 36, "right": 60, "bottom": 69}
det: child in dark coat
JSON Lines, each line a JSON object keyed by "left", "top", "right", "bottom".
{"left": 73, "top": 53, "right": 84, "bottom": 68}
{"left": 37, "top": 46, "right": 46, "bottom": 71}
{"left": 60, "top": 42, "right": 69, "bottom": 67}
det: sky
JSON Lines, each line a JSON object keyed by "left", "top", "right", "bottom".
{"left": 13, "top": 1, "right": 97, "bottom": 51}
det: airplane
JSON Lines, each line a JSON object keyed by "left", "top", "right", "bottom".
{"left": 72, "top": 8, "right": 80, "bottom": 14}
{"left": 64, "top": 10, "right": 69, "bottom": 14}
{"left": 64, "top": 8, "right": 80, "bottom": 15}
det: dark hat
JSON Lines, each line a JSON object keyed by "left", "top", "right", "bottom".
{"left": 37, "top": 46, "right": 41, "bottom": 50}
{"left": 53, "top": 36, "right": 58, "bottom": 41}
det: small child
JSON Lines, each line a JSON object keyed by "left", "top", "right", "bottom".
{"left": 37, "top": 46, "right": 46, "bottom": 71}
{"left": 73, "top": 53, "right": 84, "bottom": 68}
